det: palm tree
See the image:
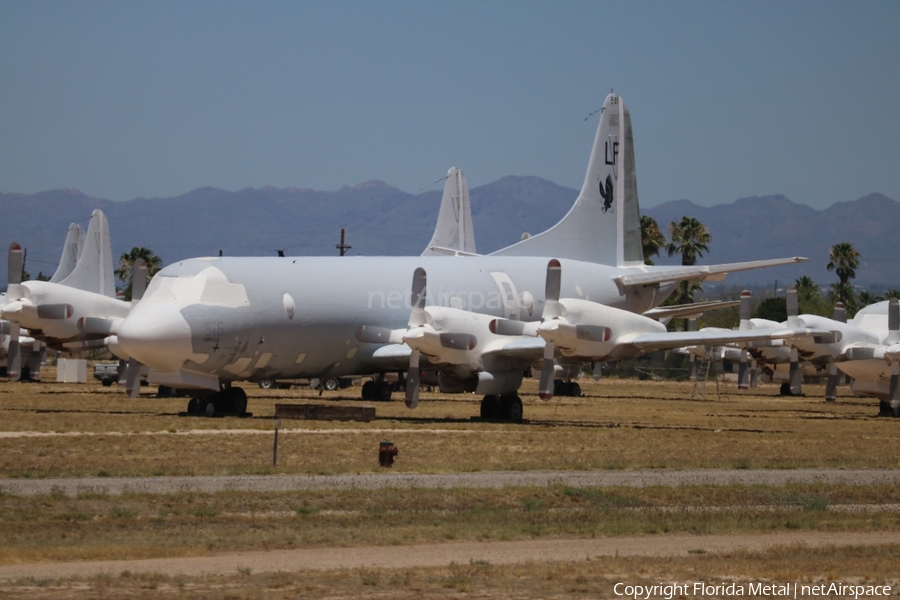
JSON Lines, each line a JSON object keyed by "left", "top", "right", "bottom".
{"left": 884, "top": 289, "right": 900, "bottom": 300}
{"left": 795, "top": 276, "right": 819, "bottom": 301}
{"left": 666, "top": 216, "right": 711, "bottom": 267}
{"left": 826, "top": 241, "right": 860, "bottom": 286}
{"left": 115, "top": 247, "right": 162, "bottom": 301}
{"left": 665, "top": 216, "right": 711, "bottom": 307}
{"left": 857, "top": 290, "right": 883, "bottom": 308}
{"left": 828, "top": 281, "right": 857, "bottom": 315}
{"left": 640, "top": 215, "right": 666, "bottom": 265}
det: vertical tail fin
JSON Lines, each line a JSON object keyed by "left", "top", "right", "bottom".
{"left": 491, "top": 92, "right": 642, "bottom": 266}
{"left": 49, "top": 223, "right": 85, "bottom": 283}
{"left": 57, "top": 210, "right": 116, "bottom": 297}
{"left": 422, "top": 167, "right": 476, "bottom": 256}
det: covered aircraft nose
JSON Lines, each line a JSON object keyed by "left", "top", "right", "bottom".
{"left": 117, "top": 300, "right": 194, "bottom": 372}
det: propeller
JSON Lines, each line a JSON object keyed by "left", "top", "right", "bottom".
{"left": 737, "top": 292, "right": 751, "bottom": 390}
{"left": 124, "top": 259, "right": 149, "bottom": 398}
{"left": 537, "top": 260, "right": 562, "bottom": 401}
{"left": 6, "top": 243, "right": 24, "bottom": 381}
{"left": 887, "top": 300, "right": 900, "bottom": 413}
{"left": 786, "top": 286, "right": 802, "bottom": 395}
{"left": 404, "top": 267, "right": 427, "bottom": 408}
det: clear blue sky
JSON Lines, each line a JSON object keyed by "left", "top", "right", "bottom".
{"left": 2, "top": 1, "right": 898, "bottom": 208}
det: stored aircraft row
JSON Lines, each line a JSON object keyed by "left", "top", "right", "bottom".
{"left": 5, "top": 92, "right": 894, "bottom": 420}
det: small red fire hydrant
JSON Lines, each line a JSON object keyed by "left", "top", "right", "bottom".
{"left": 378, "top": 440, "right": 398, "bottom": 467}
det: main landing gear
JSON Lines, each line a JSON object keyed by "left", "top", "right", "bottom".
{"left": 554, "top": 379, "right": 581, "bottom": 397}
{"left": 186, "top": 385, "right": 248, "bottom": 417}
{"left": 480, "top": 393, "right": 523, "bottom": 423}
{"left": 361, "top": 380, "right": 393, "bottom": 401}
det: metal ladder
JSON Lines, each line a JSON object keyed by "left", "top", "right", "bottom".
{"left": 691, "top": 347, "right": 730, "bottom": 401}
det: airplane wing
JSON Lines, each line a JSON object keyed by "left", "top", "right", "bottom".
{"left": 616, "top": 257, "right": 808, "bottom": 288}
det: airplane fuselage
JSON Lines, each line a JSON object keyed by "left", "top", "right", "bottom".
{"left": 117, "top": 255, "right": 673, "bottom": 387}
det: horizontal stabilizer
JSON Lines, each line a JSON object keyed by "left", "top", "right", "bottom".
{"left": 616, "top": 257, "right": 808, "bottom": 288}
{"left": 643, "top": 300, "right": 740, "bottom": 321}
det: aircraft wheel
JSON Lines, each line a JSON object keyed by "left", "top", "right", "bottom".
{"left": 480, "top": 395, "right": 500, "bottom": 419}
{"left": 323, "top": 377, "right": 340, "bottom": 391}
{"left": 231, "top": 387, "right": 248, "bottom": 415}
{"left": 553, "top": 379, "right": 565, "bottom": 397}
{"left": 569, "top": 382, "right": 581, "bottom": 397}
{"left": 361, "top": 381, "right": 375, "bottom": 401}
{"left": 504, "top": 394, "right": 523, "bottom": 423}
{"left": 376, "top": 382, "right": 392, "bottom": 402}
{"left": 187, "top": 397, "right": 200, "bottom": 413}
{"left": 258, "top": 379, "right": 275, "bottom": 390}
{"left": 205, "top": 400, "right": 217, "bottom": 417}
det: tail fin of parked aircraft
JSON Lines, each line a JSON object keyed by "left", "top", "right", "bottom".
{"left": 49, "top": 223, "right": 85, "bottom": 283}
{"left": 492, "top": 93, "right": 643, "bottom": 267}
{"left": 57, "top": 210, "right": 116, "bottom": 298}
{"left": 422, "top": 167, "right": 477, "bottom": 256}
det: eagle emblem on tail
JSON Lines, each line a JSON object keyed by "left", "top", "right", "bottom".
{"left": 598, "top": 174, "right": 614, "bottom": 213}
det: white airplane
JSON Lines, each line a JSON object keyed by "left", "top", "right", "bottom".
{"left": 422, "top": 167, "right": 476, "bottom": 256}
{"left": 113, "top": 92, "right": 807, "bottom": 419}
{"left": 1, "top": 221, "right": 87, "bottom": 380}
{"left": 769, "top": 297, "right": 900, "bottom": 414}
{"left": 2, "top": 210, "right": 131, "bottom": 365}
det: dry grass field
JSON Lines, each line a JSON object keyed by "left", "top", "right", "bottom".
{"left": 1, "top": 369, "right": 900, "bottom": 598}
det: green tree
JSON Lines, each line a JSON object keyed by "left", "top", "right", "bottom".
{"left": 826, "top": 242, "right": 860, "bottom": 312}
{"left": 884, "top": 289, "right": 900, "bottom": 300}
{"left": 828, "top": 281, "right": 857, "bottom": 316}
{"left": 826, "top": 241, "right": 860, "bottom": 286}
{"left": 115, "top": 247, "right": 162, "bottom": 301}
{"left": 665, "top": 216, "right": 711, "bottom": 308}
{"left": 640, "top": 215, "right": 666, "bottom": 265}
{"left": 794, "top": 276, "right": 831, "bottom": 316}
{"left": 857, "top": 290, "right": 883, "bottom": 308}
{"left": 666, "top": 216, "right": 711, "bottom": 267}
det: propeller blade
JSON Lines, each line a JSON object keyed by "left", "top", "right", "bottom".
{"left": 405, "top": 349, "right": 420, "bottom": 408}
{"left": 825, "top": 363, "right": 839, "bottom": 402}
{"left": 36, "top": 304, "right": 74, "bottom": 320}
{"left": 739, "top": 290, "right": 751, "bottom": 329}
{"left": 543, "top": 259, "right": 562, "bottom": 319}
{"left": 789, "top": 348, "right": 802, "bottom": 395}
{"left": 438, "top": 332, "right": 476, "bottom": 351}
{"left": 132, "top": 258, "right": 148, "bottom": 302}
{"left": 7, "top": 323, "right": 21, "bottom": 381}
{"left": 125, "top": 358, "right": 140, "bottom": 397}
{"left": 786, "top": 285, "right": 799, "bottom": 324}
{"left": 887, "top": 299, "right": 900, "bottom": 345}
{"left": 409, "top": 268, "right": 427, "bottom": 328}
{"left": 890, "top": 363, "right": 900, "bottom": 416}
{"left": 538, "top": 342, "right": 555, "bottom": 400}
{"left": 737, "top": 349, "right": 749, "bottom": 390}
{"left": 8, "top": 243, "right": 23, "bottom": 286}
{"left": 832, "top": 302, "right": 847, "bottom": 324}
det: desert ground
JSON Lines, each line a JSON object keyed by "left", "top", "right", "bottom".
{"left": 1, "top": 368, "right": 899, "bottom": 598}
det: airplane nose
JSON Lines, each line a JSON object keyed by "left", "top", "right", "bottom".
{"left": 117, "top": 301, "right": 194, "bottom": 372}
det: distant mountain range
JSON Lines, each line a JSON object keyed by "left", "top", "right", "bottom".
{"left": 1, "top": 179, "right": 897, "bottom": 290}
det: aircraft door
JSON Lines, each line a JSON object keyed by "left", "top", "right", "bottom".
{"left": 489, "top": 271, "right": 520, "bottom": 320}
